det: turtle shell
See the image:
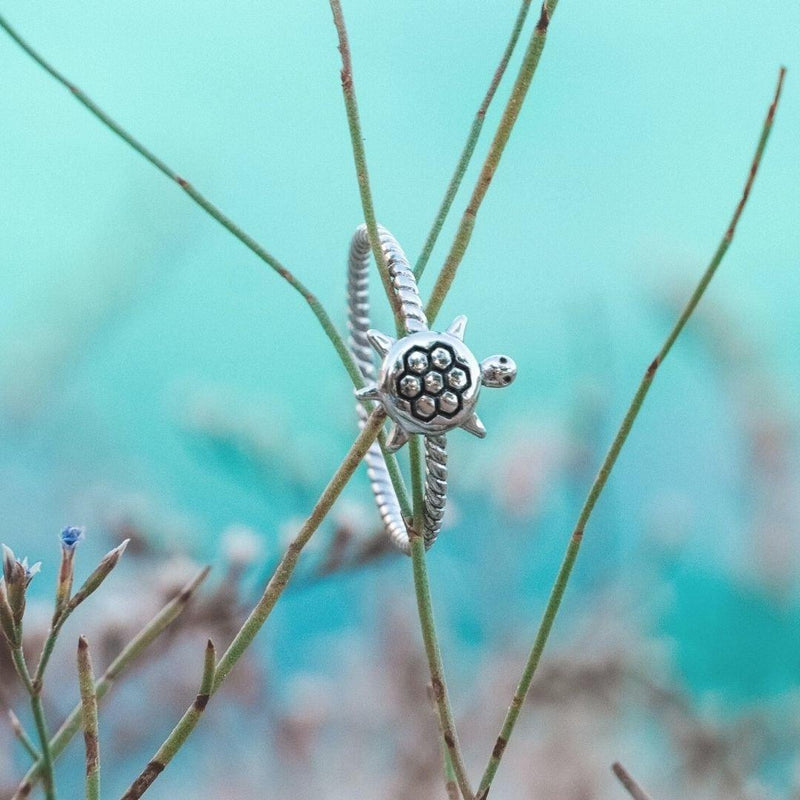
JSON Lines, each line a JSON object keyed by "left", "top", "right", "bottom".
{"left": 377, "top": 330, "right": 482, "bottom": 435}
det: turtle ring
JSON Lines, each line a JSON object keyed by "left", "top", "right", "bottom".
{"left": 347, "top": 224, "right": 516, "bottom": 553}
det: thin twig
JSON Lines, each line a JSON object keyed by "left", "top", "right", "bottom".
{"left": 414, "top": 0, "right": 534, "bottom": 280}
{"left": 7, "top": 710, "right": 40, "bottom": 762}
{"left": 119, "top": 411, "right": 386, "bottom": 798}
{"left": 426, "top": 0, "right": 559, "bottom": 325}
{"left": 77, "top": 637, "right": 100, "bottom": 800}
{"left": 411, "top": 536, "right": 474, "bottom": 800}
{"left": 427, "top": 684, "right": 460, "bottom": 800}
{"left": 8, "top": 646, "right": 56, "bottom": 799}
{"left": 12, "top": 566, "right": 209, "bottom": 799}
{"left": 408, "top": 435, "right": 472, "bottom": 799}
{"left": 328, "top": 0, "right": 405, "bottom": 334}
{"left": 121, "top": 640, "right": 216, "bottom": 800}
{"left": 0, "top": 11, "right": 414, "bottom": 516}
{"left": 0, "top": 11, "right": 365, "bottom": 390}
{"left": 611, "top": 762, "right": 653, "bottom": 800}
{"left": 34, "top": 539, "right": 129, "bottom": 692}
{"left": 29, "top": 696, "right": 55, "bottom": 800}
{"left": 475, "top": 67, "right": 787, "bottom": 799}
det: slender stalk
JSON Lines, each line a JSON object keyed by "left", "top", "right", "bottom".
{"left": 328, "top": 0, "right": 405, "bottom": 334}
{"left": 9, "top": 645, "right": 56, "bottom": 799}
{"left": 443, "top": 752, "right": 459, "bottom": 800}
{"left": 0, "top": 11, "right": 414, "bottom": 518}
{"left": 414, "top": 0, "right": 534, "bottom": 280}
{"left": 611, "top": 762, "right": 653, "bottom": 800}
{"left": 12, "top": 566, "right": 209, "bottom": 799}
{"left": 7, "top": 710, "right": 41, "bottom": 762}
{"left": 426, "top": 0, "right": 559, "bottom": 325}
{"left": 475, "top": 67, "right": 786, "bottom": 799}
{"left": 121, "top": 640, "right": 216, "bottom": 800}
{"left": 411, "top": 536, "right": 474, "bottom": 800}
{"left": 77, "top": 637, "right": 100, "bottom": 800}
{"left": 0, "top": 12, "right": 364, "bottom": 391}
{"left": 409, "top": 437, "right": 469, "bottom": 797}
{"left": 29, "top": 697, "right": 55, "bottom": 800}
{"left": 119, "top": 411, "right": 385, "bottom": 798}
{"left": 213, "top": 410, "right": 383, "bottom": 689}
{"left": 426, "top": 686, "right": 459, "bottom": 800}
{"left": 34, "top": 539, "right": 129, "bottom": 692}
{"left": 408, "top": 436, "right": 425, "bottom": 533}
{"left": 383, "top": 437, "right": 414, "bottom": 520}
{"left": 328, "top": 0, "right": 401, "bottom": 330}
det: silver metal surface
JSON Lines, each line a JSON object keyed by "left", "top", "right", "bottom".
{"left": 347, "top": 223, "right": 515, "bottom": 554}
{"left": 347, "top": 224, "right": 446, "bottom": 553}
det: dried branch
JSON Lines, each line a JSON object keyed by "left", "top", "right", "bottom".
{"left": 611, "top": 762, "right": 653, "bottom": 800}
{"left": 328, "top": 0, "right": 405, "bottom": 332}
{"left": 121, "top": 640, "right": 216, "bottom": 800}
{"left": 77, "top": 637, "right": 100, "bottom": 800}
{"left": 0, "top": 12, "right": 365, "bottom": 390}
{"left": 12, "top": 566, "right": 209, "bottom": 799}
{"left": 476, "top": 66, "right": 786, "bottom": 799}
{"left": 117, "top": 411, "right": 386, "bottom": 797}
{"left": 414, "top": 0, "right": 535, "bottom": 280}
{"left": 426, "top": 0, "right": 560, "bottom": 324}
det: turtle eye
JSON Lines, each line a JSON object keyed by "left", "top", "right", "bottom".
{"left": 499, "top": 357, "right": 508, "bottom": 364}
{"left": 503, "top": 375, "right": 512, "bottom": 384}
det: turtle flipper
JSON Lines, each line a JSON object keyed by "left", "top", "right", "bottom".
{"left": 460, "top": 412, "right": 486, "bottom": 439}
{"left": 366, "top": 329, "right": 396, "bottom": 358}
{"left": 384, "top": 423, "right": 410, "bottom": 452}
{"left": 446, "top": 315, "right": 468, "bottom": 341}
{"left": 355, "top": 385, "right": 380, "bottom": 402}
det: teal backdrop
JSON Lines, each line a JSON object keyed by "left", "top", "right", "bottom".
{"left": 0, "top": 2, "right": 799, "bottom": 796}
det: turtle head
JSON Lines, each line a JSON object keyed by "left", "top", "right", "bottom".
{"left": 480, "top": 354, "right": 517, "bottom": 388}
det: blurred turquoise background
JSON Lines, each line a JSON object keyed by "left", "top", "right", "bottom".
{"left": 1, "top": 1, "right": 799, "bottom": 798}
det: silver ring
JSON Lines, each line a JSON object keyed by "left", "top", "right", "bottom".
{"left": 347, "top": 224, "right": 516, "bottom": 554}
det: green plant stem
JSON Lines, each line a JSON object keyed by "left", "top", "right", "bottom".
{"left": 34, "top": 540, "right": 128, "bottom": 694}
{"left": 29, "top": 697, "right": 55, "bottom": 800}
{"left": 384, "top": 439, "right": 414, "bottom": 520}
{"left": 611, "top": 762, "right": 653, "bottom": 800}
{"left": 119, "top": 411, "right": 386, "bottom": 799}
{"left": 9, "top": 645, "right": 56, "bottom": 800}
{"left": 443, "top": 750, "right": 459, "bottom": 800}
{"left": 121, "top": 640, "right": 216, "bottom": 800}
{"left": 426, "top": 684, "right": 459, "bottom": 800}
{"left": 475, "top": 66, "right": 786, "bottom": 800}
{"left": 328, "top": 0, "right": 405, "bottom": 334}
{"left": 426, "top": 0, "right": 558, "bottom": 325}
{"left": 77, "top": 637, "right": 100, "bottom": 800}
{"left": 33, "top": 622, "right": 63, "bottom": 693}
{"left": 411, "top": 536, "right": 474, "bottom": 800}
{"left": 0, "top": 11, "right": 414, "bottom": 521}
{"left": 414, "top": 0, "right": 534, "bottom": 280}
{"left": 12, "top": 566, "right": 209, "bottom": 800}
{"left": 0, "top": 12, "right": 364, "bottom": 391}
{"left": 409, "top": 438, "right": 469, "bottom": 798}
{"left": 7, "top": 710, "right": 41, "bottom": 762}
{"left": 408, "top": 436, "right": 425, "bottom": 533}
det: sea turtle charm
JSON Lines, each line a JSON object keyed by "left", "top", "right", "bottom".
{"left": 356, "top": 315, "right": 516, "bottom": 452}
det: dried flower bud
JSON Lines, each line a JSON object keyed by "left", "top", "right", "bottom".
{"left": 67, "top": 539, "right": 129, "bottom": 612}
{"left": 1, "top": 544, "right": 41, "bottom": 627}
{"left": 54, "top": 526, "right": 85, "bottom": 623}
{"left": 0, "top": 579, "right": 18, "bottom": 646}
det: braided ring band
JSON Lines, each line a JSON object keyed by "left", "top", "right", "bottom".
{"left": 347, "top": 224, "right": 517, "bottom": 554}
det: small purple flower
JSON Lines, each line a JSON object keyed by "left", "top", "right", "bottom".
{"left": 60, "top": 526, "right": 85, "bottom": 552}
